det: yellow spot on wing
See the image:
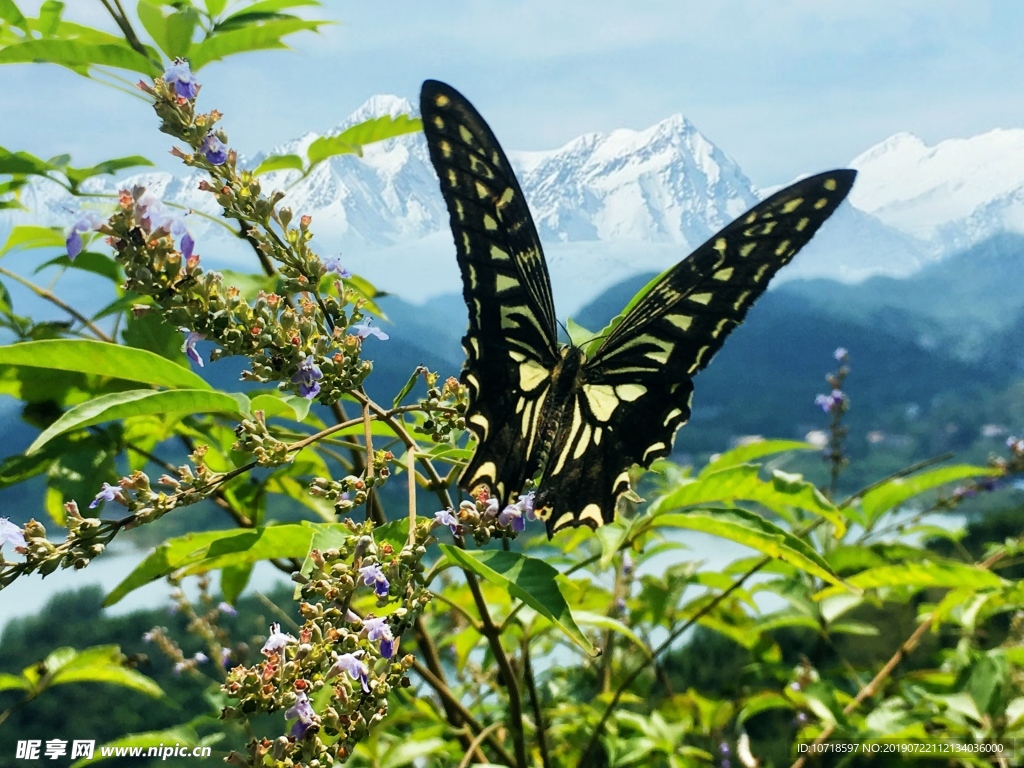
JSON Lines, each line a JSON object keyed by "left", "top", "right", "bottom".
{"left": 518, "top": 359, "right": 549, "bottom": 392}
{"left": 433, "top": 116, "right": 445, "bottom": 129}
{"left": 615, "top": 384, "right": 646, "bottom": 402}
{"left": 579, "top": 504, "right": 603, "bottom": 527}
{"left": 469, "top": 414, "right": 489, "bottom": 438}
{"left": 435, "top": 94, "right": 450, "bottom": 107}
{"left": 824, "top": 177, "right": 837, "bottom": 191}
{"left": 689, "top": 293, "right": 712, "bottom": 305}
{"left": 458, "top": 125, "right": 475, "bottom": 144}
{"left": 781, "top": 198, "right": 803, "bottom": 213}
{"left": 584, "top": 385, "right": 618, "bottom": 422}
{"left": 483, "top": 214, "right": 498, "bottom": 230}
{"left": 552, "top": 511, "right": 575, "bottom": 531}
{"left": 740, "top": 242, "right": 757, "bottom": 257}
{"left": 495, "top": 273, "right": 517, "bottom": 293}
{"left": 573, "top": 424, "right": 591, "bottom": 460}
{"left": 472, "top": 461, "right": 496, "bottom": 484}
{"left": 814, "top": 197, "right": 828, "bottom": 209}
{"left": 663, "top": 407, "right": 683, "bottom": 426}
{"left": 665, "top": 314, "right": 692, "bottom": 331}
{"left": 775, "top": 239, "right": 791, "bottom": 256}
{"left": 714, "top": 267, "right": 734, "bottom": 281}
{"left": 490, "top": 245, "right": 511, "bottom": 261}
{"left": 796, "top": 217, "right": 810, "bottom": 232}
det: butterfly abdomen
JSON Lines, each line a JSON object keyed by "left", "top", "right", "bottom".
{"left": 528, "top": 346, "right": 586, "bottom": 482}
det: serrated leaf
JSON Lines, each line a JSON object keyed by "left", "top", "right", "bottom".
{"left": 0, "top": 339, "right": 210, "bottom": 389}
{"left": 656, "top": 509, "right": 843, "bottom": 586}
{"left": 439, "top": 546, "right": 596, "bottom": 655}
{"left": 860, "top": 464, "right": 1002, "bottom": 523}
{"left": 28, "top": 388, "right": 248, "bottom": 453}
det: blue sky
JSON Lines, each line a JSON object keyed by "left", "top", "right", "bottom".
{"left": 3, "top": 1, "right": 1024, "bottom": 186}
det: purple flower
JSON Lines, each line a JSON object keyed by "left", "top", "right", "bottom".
{"left": 135, "top": 191, "right": 194, "bottom": 258}
{"left": 285, "top": 692, "right": 316, "bottom": 739}
{"left": 180, "top": 330, "right": 205, "bottom": 367}
{"left": 814, "top": 389, "right": 845, "bottom": 414}
{"left": 261, "top": 622, "right": 296, "bottom": 656}
{"left": 88, "top": 482, "right": 120, "bottom": 509}
{"left": 834, "top": 347, "right": 848, "bottom": 361}
{"left": 433, "top": 508, "right": 460, "bottom": 535}
{"left": 483, "top": 497, "right": 499, "bottom": 519}
{"left": 66, "top": 211, "right": 104, "bottom": 260}
{"left": 142, "top": 630, "right": 157, "bottom": 643}
{"left": 363, "top": 616, "right": 395, "bottom": 659}
{"left": 291, "top": 354, "right": 323, "bottom": 399}
{"left": 322, "top": 255, "right": 352, "bottom": 278}
{"left": 720, "top": 742, "right": 731, "bottom": 755}
{"left": 517, "top": 491, "right": 537, "bottom": 521}
{"left": 172, "top": 661, "right": 186, "bottom": 675}
{"left": 0, "top": 518, "right": 26, "bottom": 550}
{"left": 163, "top": 60, "right": 199, "bottom": 100}
{"left": 350, "top": 318, "right": 389, "bottom": 341}
{"left": 192, "top": 651, "right": 208, "bottom": 664}
{"left": 498, "top": 503, "right": 526, "bottom": 532}
{"left": 622, "top": 552, "right": 634, "bottom": 576}
{"left": 358, "top": 563, "right": 390, "bottom": 598}
{"left": 217, "top": 601, "right": 237, "bottom": 616}
{"left": 200, "top": 133, "right": 227, "bottom": 165}
{"left": 796, "top": 711, "right": 808, "bottom": 725}
{"left": 328, "top": 651, "right": 370, "bottom": 692}
{"left": 220, "top": 647, "right": 232, "bottom": 668}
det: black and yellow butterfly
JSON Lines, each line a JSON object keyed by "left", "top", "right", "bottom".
{"left": 420, "top": 80, "right": 855, "bottom": 538}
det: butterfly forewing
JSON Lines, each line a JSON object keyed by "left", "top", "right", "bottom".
{"left": 420, "top": 80, "right": 561, "bottom": 503}
{"left": 421, "top": 79, "right": 856, "bottom": 538}
{"left": 538, "top": 172, "right": 857, "bottom": 535}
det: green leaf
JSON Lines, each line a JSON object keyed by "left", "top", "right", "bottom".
{"left": 815, "top": 560, "right": 1005, "bottom": 601}
{"left": 0, "top": 146, "right": 55, "bottom": 177}
{"left": 656, "top": 509, "right": 843, "bottom": 586}
{"left": 187, "top": 18, "right": 322, "bottom": 70}
{"left": 967, "top": 651, "right": 1008, "bottom": 717}
{"left": 701, "top": 440, "right": 816, "bottom": 474}
{"left": 738, "top": 692, "right": 792, "bottom": 726}
{"left": 28, "top": 388, "right": 248, "bottom": 453}
{"left": 0, "top": 0, "right": 29, "bottom": 33}
{"left": 565, "top": 317, "right": 595, "bottom": 350}
{"left": 860, "top": 464, "right": 1002, "bottom": 523}
{"left": 37, "top": 251, "right": 122, "bottom": 283}
{"left": 37, "top": 0, "right": 62, "bottom": 36}
{"left": 0, "top": 339, "right": 210, "bottom": 389}
{"left": 0, "top": 224, "right": 65, "bottom": 257}
{"left": 252, "top": 153, "right": 304, "bottom": 176}
{"left": 0, "top": 672, "right": 30, "bottom": 692}
{"left": 572, "top": 611, "right": 651, "bottom": 659}
{"left": 64, "top": 155, "right": 153, "bottom": 189}
{"left": 0, "top": 39, "right": 160, "bottom": 75}
{"left": 306, "top": 114, "right": 422, "bottom": 167}
{"left": 653, "top": 464, "right": 846, "bottom": 537}
{"left": 250, "top": 392, "right": 310, "bottom": 421}
{"left": 438, "top": 546, "right": 596, "bottom": 655}
{"left": 392, "top": 366, "right": 423, "bottom": 409}
{"left": 105, "top": 522, "right": 356, "bottom": 605}
{"left": 219, "top": 562, "right": 253, "bottom": 604}
{"left": 379, "top": 738, "right": 448, "bottom": 768}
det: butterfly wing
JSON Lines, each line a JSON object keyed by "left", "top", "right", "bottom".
{"left": 535, "top": 170, "right": 857, "bottom": 536}
{"left": 420, "top": 80, "right": 561, "bottom": 505}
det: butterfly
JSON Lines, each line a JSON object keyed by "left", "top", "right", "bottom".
{"left": 420, "top": 80, "right": 856, "bottom": 538}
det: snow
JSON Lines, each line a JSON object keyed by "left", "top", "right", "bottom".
{"left": 3, "top": 93, "right": 1022, "bottom": 312}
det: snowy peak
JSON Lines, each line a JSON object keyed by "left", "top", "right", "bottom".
{"left": 850, "top": 127, "right": 1024, "bottom": 248}
{"left": 510, "top": 112, "right": 758, "bottom": 244}
{"left": 342, "top": 94, "right": 416, "bottom": 127}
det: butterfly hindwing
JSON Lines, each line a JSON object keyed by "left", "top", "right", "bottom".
{"left": 420, "top": 80, "right": 560, "bottom": 503}
{"left": 536, "top": 171, "right": 857, "bottom": 535}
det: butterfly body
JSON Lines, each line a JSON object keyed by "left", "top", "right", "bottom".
{"left": 420, "top": 79, "right": 856, "bottom": 538}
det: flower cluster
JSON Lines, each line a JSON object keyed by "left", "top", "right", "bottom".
{"left": 309, "top": 450, "right": 394, "bottom": 515}
{"left": 411, "top": 375, "right": 469, "bottom": 442}
{"left": 221, "top": 517, "right": 436, "bottom": 766}
{"left": 433, "top": 488, "right": 537, "bottom": 545}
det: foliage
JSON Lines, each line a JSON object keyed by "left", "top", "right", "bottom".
{"left": 1, "top": 3, "right": 1023, "bottom": 767}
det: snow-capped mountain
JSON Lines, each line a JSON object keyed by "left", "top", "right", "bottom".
{"left": 2, "top": 94, "right": 1022, "bottom": 313}
{"left": 850, "top": 129, "right": 1024, "bottom": 253}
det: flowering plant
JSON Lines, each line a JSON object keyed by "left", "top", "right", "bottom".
{"left": 1, "top": 4, "right": 1024, "bottom": 767}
